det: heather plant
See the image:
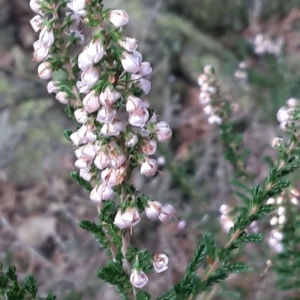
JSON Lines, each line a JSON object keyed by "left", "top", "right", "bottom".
{"left": 1, "top": 0, "right": 300, "bottom": 299}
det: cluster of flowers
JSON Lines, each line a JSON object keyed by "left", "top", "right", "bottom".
{"left": 266, "top": 189, "right": 299, "bottom": 253}
{"left": 30, "top": 0, "right": 173, "bottom": 289}
{"left": 276, "top": 98, "right": 300, "bottom": 131}
{"left": 252, "top": 33, "right": 284, "bottom": 56}
{"left": 198, "top": 65, "right": 222, "bottom": 125}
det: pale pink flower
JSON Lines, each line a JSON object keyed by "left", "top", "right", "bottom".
{"left": 129, "top": 109, "right": 149, "bottom": 128}
{"left": 55, "top": 91, "right": 69, "bottom": 104}
{"left": 121, "top": 51, "right": 140, "bottom": 74}
{"left": 119, "top": 37, "right": 138, "bottom": 52}
{"left": 29, "top": 0, "right": 43, "bottom": 15}
{"left": 81, "top": 66, "right": 99, "bottom": 88}
{"left": 79, "top": 167, "right": 93, "bottom": 182}
{"left": 109, "top": 146, "right": 126, "bottom": 169}
{"left": 142, "top": 139, "right": 157, "bottom": 155}
{"left": 114, "top": 207, "right": 141, "bottom": 229}
{"left": 83, "top": 90, "right": 100, "bottom": 113}
{"left": 158, "top": 204, "right": 175, "bottom": 222}
{"left": 33, "top": 41, "right": 49, "bottom": 62}
{"left": 37, "top": 61, "right": 52, "bottom": 80}
{"left": 47, "top": 81, "right": 59, "bottom": 94}
{"left": 125, "top": 133, "right": 138, "bottom": 147}
{"left": 76, "top": 80, "right": 90, "bottom": 94}
{"left": 101, "top": 168, "right": 119, "bottom": 187}
{"left": 85, "top": 39, "right": 106, "bottom": 63}
{"left": 70, "top": 125, "right": 96, "bottom": 146}
{"left": 145, "top": 201, "right": 162, "bottom": 220}
{"left": 109, "top": 10, "right": 129, "bottom": 27}
{"left": 81, "top": 143, "right": 97, "bottom": 159}
{"left": 75, "top": 157, "right": 90, "bottom": 169}
{"left": 94, "top": 149, "right": 111, "bottom": 170}
{"left": 100, "top": 121, "right": 125, "bottom": 136}
{"left": 96, "top": 106, "right": 116, "bottom": 123}
{"left": 155, "top": 121, "right": 172, "bottom": 142}
{"left": 67, "top": 0, "right": 86, "bottom": 16}
{"left": 39, "top": 27, "right": 55, "bottom": 48}
{"left": 140, "top": 157, "right": 157, "bottom": 176}
{"left": 139, "top": 62, "right": 152, "bottom": 76}
{"left": 74, "top": 108, "right": 89, "bottom": 124}
{"left": 126, "top": 96, "right": 144, "bottom": 113}
{"left": 99, "top": 86, "right": 121, "bottom": 106}
{"left": 30, "top": 15, "right": 43, "bottom": 32}
{"left": 130, "top": 270, "right": 148, "bottom": 289}
{"left": 89, "top": 183, "right": 114, "bottom": 203}
{"left": 78, "top": 52, "right": 93, "bottom": 70}
{"left": 153, "top": 254, "right": 169, "bottom": 273}
{"left": 136, "top": 78, "right": 151, "bottom": 95}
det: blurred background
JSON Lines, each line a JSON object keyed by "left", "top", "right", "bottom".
{"left": 1, "top": 0, "right": 300, "bottom": 299}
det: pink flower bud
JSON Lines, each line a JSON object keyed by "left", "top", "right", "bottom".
{"left": 121, "top": 52, "right": 140, "bottom": 74}
{"left": 139, "top": 62, "right": 152, "bottom": 76}
{"left": 96, "top": 106, "right": 116, "bottom": 123}
{"left": 83, "top": 90, "right": 100, "bottom": 113}
{"left": 37, "top": 61, "right": 52, "bottom": 80}
{"left": 81, "top": 66, "right": 99, "bottom": 88}
{"left": 142, "top": 139, "right": 157, "bottom": 155}
{"left": 99, "top": 87, "right": 121, "bottom": 106}
{"left": 47, "top": 81, "right": 59, "bottom": 94}
{"left": 74, "top": 108, "right": 89, "bottom": 124}
{"left": 39, "top": 27, "right": 54, "bottom": 48}
{"left": 145, "top": 201, "right": 162, "bottom": 220}
{"left": 30, "top": 15, "right": 43, "bottom": 32}
{"left": 130, "top": 269, "right": 148, "bottom": 289}
{"left": 119, "top": 37, "right": 138, "bottom": 52}
{"left": 33, "top": 41, "right": 49, "bottom": 62}
{"left": 155, "top": 121, "right": 172, "bottom": 142}
{"left": 114, "top": 207, "right": 141, "bottom": 229}
{"left": 153, "top": 254, "right": 169, "bottom": 273}
{"left": 89, "top": 182, "right": 114, "bottom": 203}
{"left": 109, "top": 10, "right": 129, "bottom": 28}
{"left": 140, "top": 157, "right": 157, "bottom": 176}
{"left": 86, "top": 39, "right": 105, "bottom": 64}
{"left": 55, "top": 91, "right": 69, "bottom": 104}
{"left": 158, "top": 204, "right": 175, "bottom": 222}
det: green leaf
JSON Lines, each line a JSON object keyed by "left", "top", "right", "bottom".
{"left": 237, "top": 233, "right": 263, "bottom": 243}
{"left": 24, "top": 276, "right": 38, "bottom": 297}
{"left": 63, "top": 129, "right": 72, "bottom": 141}
{"left": 136, "top": 291, "right": 151, "bottom": 300}
{"left": 65, "top": 105, "right": 75, "bottom": 119}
